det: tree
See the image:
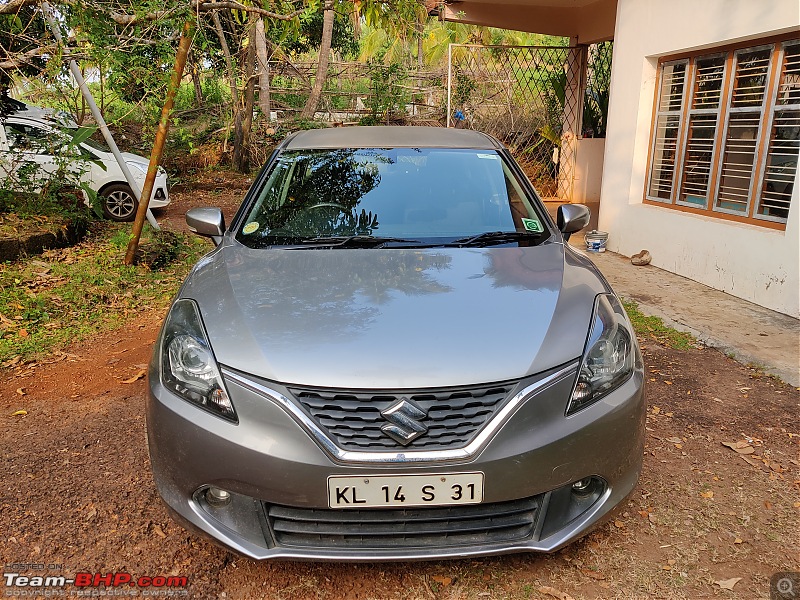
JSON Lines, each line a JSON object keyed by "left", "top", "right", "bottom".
{"left": 300, "top": 0, "right": 334, "bottom": 118}
{"left": 0, "top": 3, "right": 51, "bottom": 91}
{"left": 255, "top": 17, "right": 271, "bottom": 119}
{"left": 232, "top": 15, "right": 257, "bottom": 172}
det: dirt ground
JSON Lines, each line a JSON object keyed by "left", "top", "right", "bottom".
{"left": 1, "top": 175, "right": 798, "bottom": 600}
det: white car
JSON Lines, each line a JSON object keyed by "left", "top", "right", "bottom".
{"left": 0, "top": 105, "right": 170, "bottom": 221}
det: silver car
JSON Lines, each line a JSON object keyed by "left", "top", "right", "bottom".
{"left": 147, "top": 127, "right": 645, "bottom": 561}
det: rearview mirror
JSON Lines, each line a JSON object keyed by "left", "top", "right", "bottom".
{"left": 186, "top": 207, "right": 225, "bottom": 246}
{"left": 557, "top": 204, "right": 591, "bottom": 241}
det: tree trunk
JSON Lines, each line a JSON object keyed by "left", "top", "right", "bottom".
{"left": 255, "top": 17, "right": 270, "bottom": 121}
{"left": 211, "top": 10, "right": 238, "bottom": 106}
{"left": 300, "top": 0, "right": 334, "bottom": 120}
{"left": 416, "top": 5, "right": 425, "bottom": 68}
{"left": 351, "top": 1, "right": 361, "bottom": 39}
{"left": 190, "top": 51, "right": 204, "bottom": 107}
{"left": 233, "top": 18, "right": 256, "bottom": 173}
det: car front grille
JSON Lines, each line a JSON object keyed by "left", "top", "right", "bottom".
{"left": 286, "top": 382, "right": 518, "bottom": 450}
{"left": 265, "top": 496, "right": 541, "bottom": 549}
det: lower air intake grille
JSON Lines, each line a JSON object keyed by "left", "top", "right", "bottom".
{"left": 265, "top": 496, "right": 541, "bottom": 549}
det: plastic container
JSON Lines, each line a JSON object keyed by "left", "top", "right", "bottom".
{"left": 584, "top": 230, "right": 608, "bottom": 253}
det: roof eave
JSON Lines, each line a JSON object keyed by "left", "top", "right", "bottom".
{"left": 440, "top": 0, "right": 617, "bottom": 45}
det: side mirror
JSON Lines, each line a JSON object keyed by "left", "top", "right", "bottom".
{"left": 186, "top": 207, "right": 225, "bottom": 246}
{"left": 557, "top": 204, "right": 591, "bottom": 241}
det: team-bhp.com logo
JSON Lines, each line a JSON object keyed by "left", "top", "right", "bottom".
{"left": 4, "top": 571, "right": 188, "bottom": 596}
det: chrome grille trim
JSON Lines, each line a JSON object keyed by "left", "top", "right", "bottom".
{"left": 221, "top": 362, "right": 578, "bottom": 464}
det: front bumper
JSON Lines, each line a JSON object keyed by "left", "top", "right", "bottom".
{"left": 146, "top": 363, "right": 645, "bottom": 561}
{"left": 147, "top": 173, "right": 170, "bottom": 209}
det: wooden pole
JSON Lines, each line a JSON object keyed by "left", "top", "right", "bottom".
{"left": 124, "top": 20, "right": 194, "bottom": 265}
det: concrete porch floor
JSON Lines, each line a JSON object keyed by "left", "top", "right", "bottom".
{"left": 541, "top": 202, "right": 799, "bottom": 385}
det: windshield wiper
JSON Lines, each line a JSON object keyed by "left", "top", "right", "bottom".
{"left": 286, "top": 235, "right": 421, "bottom": 249}
{"left": 447, "top": 231, "right": 543, "bottom": 247}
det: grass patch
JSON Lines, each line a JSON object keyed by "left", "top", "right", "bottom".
{"left": 622, "top": 299, "right": 697, "bottom": 350}
{"left": 0, "top": 223, "right": 208, "bottom": 363}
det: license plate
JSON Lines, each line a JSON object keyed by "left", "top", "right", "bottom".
{"left": 327, "top": 473, "right": 484, "bottom": 508}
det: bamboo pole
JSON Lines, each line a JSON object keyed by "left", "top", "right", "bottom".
{"left": 124, "top": 20, "right": 194, "bottom": 265}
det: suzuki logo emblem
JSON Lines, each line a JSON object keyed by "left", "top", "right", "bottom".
{"left": 380, "top": 397, "right": 428, "bottom": 445}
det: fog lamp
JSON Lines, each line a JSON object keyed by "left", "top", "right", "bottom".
{"left": 571, "top": 478, "right": 594, "bottom": 494}
{"left": 206, "top": 487, "right": 231, "bottom": 506}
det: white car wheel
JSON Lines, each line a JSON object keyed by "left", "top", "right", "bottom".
{"left": 102, "top": 184, "right": 138, "bottom": 222}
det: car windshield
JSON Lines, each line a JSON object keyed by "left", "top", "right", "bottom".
{"left": 235, "top": 148, "right": 549, "bottom": 247}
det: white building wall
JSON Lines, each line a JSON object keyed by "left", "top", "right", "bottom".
{"left": 599, "top": 0, "right": 800, "bottom": 318}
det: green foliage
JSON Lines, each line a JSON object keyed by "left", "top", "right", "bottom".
{"left": 0, "top": 225, "right": 207, "bottom": 362}
{"left": 361, "top": 62, "right": 407, "bottom": 124}
{"left": 0, "top": 10, "right": 48, "bottom": 91}
{"left": 0, "top": 124, "right": 102, "bottom": 224}
{"left": 622, "top": 299, "right": 696, "bottom": 351}
{"left": 582, "top": 42, "right": 613, "bottom": 137}
{"left": 278, "top": 8, "right": 359, "bottom": 58}
{"left": 452, "top": 70, "right": 476, "bottom": 110}
{"left": 107, "top": 47, "right": 174, "bottom": 104}
{"left": 200, "top": 77, "right": 229, "bottom": 106}
{"left": 286, "top": 117, "right": 330, "bottom": 131}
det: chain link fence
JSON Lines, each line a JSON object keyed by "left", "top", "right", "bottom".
{"left": 261, "top": 42, "right": 612, "bottom": 201}
{"left": 267, "top": 61, "right": 446, "bottom": 125}
{"left": 446, "top": 42, "right": 612, "bottom": 199}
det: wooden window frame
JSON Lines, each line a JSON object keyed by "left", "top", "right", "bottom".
{"left": 644, "top": 34, "right": 799, "bottom": 231}
{"left": 645, "top": 59, "right": 689, "bottom": 204}
{"left": 753, "top": 39, "right": 800, "bottom": 224}
{"left": 674, "top": 52, "right": 727, "bottom": 210}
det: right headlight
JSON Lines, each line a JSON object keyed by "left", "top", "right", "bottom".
{"left": 567, "top": 294, "right": 634, "bottom": 416}
{"left": 160, "top": 299, "right": 237, "bottom": 422}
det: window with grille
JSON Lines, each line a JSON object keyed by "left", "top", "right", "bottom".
{"left": 645, "top": 37, "right": 799, "bottom": 228}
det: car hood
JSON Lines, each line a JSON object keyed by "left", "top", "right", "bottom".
{"left": 180, "top": 240, "right": 608, "bottom": 388}
{"left": 91, "top": 149, "right": 149, "bottom": 168}
{"left": 121, "top": 151, "right": 149, "bottom": 166}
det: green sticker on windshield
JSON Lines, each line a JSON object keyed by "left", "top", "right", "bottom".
{"left": 242, "top": 222, "right": 259, "bottom": 235}
{"left": 521, "top": 218, "right": 543, "bottom": 233}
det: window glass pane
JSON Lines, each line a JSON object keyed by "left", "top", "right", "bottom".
{"left": 237, "top": 149, "right": 536, "bottom": 244}
{"left": 693, "top": 56, "right": 725, "bottom": 109}
{"left": 648, "top": 114, "right": 681, "bottom": 199}
{"left": 658, "top": 62, "right": 687, "bottom": 111}
{"left": 4, "top": 123, "right": 62, "bottom": 154}
{"left": 679, "top": 114, "right": 717, "bottom": 206}
{"left": 732, "top": 48, "right": 772, "bottom": 108}
{"left": 716, "top": 112, "right": 760, "bottom": 212}
{"left": 776, "top": 43, "right": 800, "bottom": 106}
{"left": 757, "top": 110, "right": 799, "bottom": 221}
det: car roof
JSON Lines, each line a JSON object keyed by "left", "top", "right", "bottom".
{"left": 283, "top": 126, "right": 503, "bottom": 150}
{"left": 2, "top": 111, "right": 79, "bottom": 129}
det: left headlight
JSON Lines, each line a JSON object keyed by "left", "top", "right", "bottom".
{"left": 567, "top": 294, "right": 635, "bottom": 416}
{"left": 160, "top": 299, "right": 237, "bottom": 422}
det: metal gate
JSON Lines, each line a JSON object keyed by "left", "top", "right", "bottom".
{"left": 446, "top": 42, "right": 612, "bottom": 200}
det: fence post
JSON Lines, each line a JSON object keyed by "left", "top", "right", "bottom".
{"left": 558, "top": 39, "right": 589, "bottom": 202}
{"left": 446, "top": 44, "right": 453, "bottom": 128}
